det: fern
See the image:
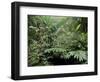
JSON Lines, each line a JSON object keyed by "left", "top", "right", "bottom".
{"left": 44, "top": 48, "right": 66, "bottom": 53}
{"left": 67, "top": 50, "right": 87, "bottom": 61}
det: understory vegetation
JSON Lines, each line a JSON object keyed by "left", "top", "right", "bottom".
{"left": 28, "top": 15, "right": 88, "bottom": 66}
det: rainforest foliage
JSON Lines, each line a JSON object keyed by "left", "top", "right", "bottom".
{"left": 28, "top": 15, "right": 88, "bottom": 66}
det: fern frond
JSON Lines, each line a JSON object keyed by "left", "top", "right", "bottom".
{"left": 68, "top": 50, "right": 87, "bottom": 61}
{"left": 44, "top": 48, "right": 66, "bottom": 53}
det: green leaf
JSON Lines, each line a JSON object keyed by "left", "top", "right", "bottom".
{"left": 68, "top": 50, "right": 87, "bottom": 61}
{"left": 76, "top": 24, "right": 81, "bottom": 31}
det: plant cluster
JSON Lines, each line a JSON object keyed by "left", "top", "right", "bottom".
{"left": 28, "top": 15, "right": 88, "bottom": 66}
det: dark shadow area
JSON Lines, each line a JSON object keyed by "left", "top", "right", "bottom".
{"left": 48, "top": 56, "right": 87, "bottom": 65}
